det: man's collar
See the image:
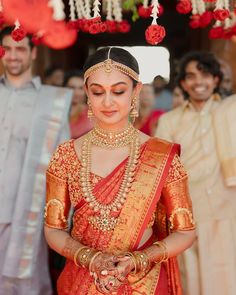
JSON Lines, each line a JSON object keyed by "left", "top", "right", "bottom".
{"left": 31, "top": 76, "right": 42, "bottom": 90}
{"left": 183, "top": 94, "right": 221, "bottom": 112}
{"left": 0, "top": 75, "right": 42, "bottom": 90}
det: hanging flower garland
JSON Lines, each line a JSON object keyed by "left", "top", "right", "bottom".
{"left": 145, "top": 0, "right": 166, "bottom": 45}
{"left": 89, "top": 0, "right": 104, "bottom": 34}
{"left": 105, "top": 0, "right": 117, "bottom": 33}
{"left": 176, "top": 0, "right": 236, "bottom": 40}
{"left": 3, "top": 0, "right": 236, "bottom": 49}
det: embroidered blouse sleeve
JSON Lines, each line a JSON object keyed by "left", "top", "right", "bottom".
{"left": 44, "top": 142, "right": 71, "bottom": 229}
{"left": 161, "top": 154, "right": 195, "bottom": 232}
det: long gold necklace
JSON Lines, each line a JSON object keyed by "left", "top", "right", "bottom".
{"left": 80, "top": 127, "right": 140, "bottom": 232}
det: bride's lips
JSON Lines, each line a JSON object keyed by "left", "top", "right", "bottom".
{"left": 101, "top": 111, "right": 117, "bottom": 117}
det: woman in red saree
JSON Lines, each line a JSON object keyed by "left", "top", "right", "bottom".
{"left": 134, "top": 83, "right": 164, "bottom": 136}
{"left": 63, "top": 70, "right": 93, "bottom": 139}
{"left": 44, "top": 47, "right": 196, "bottom": 295}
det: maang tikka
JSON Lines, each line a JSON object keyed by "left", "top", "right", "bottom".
{"left": 84, "top": 47, "right": 140, "bottom": 83}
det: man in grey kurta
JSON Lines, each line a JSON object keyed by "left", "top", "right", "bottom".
{"left": 0, "top": 27, "right": 72, "bottom": 294}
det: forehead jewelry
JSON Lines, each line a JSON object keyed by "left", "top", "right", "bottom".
{"left": 84, "top": 47, "right": 139, "bottom": 82}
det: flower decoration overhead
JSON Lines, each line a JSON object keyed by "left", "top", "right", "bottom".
{"left": 0, "top": 0, "right": 235, "bottom": 55}
{"left": 0, "top": 0, "right": 167, "bottom": 54}
{"left": 176, "top": 0, "right": 236, "bottom": 40}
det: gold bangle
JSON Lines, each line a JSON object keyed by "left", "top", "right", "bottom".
{"left": 133, "top": 251, "right": 150, "bottom": 274}
{"left": 123, "top": 252, "right": 137, "bottom": 275}
{"left": 153, "top": 241, "right": 169, "bottom": 263}
{"left": 78, "top": 247, "right": 97, "bottom": 268}
{"left": 89, "top": 251, "right": 102, "bottom": 274}
{"left": 73, "top": 246, "right": 88, "bottom": 267}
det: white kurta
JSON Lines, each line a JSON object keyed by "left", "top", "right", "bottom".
{"left": 156, "top": 98, "right": 236, "bottom": 295}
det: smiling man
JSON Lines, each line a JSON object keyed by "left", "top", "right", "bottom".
{"left": 0, "top": 27, "right": 72, "bottom": 294}
{"left": 156, "top": 51, "right": 236, "bottom": 295}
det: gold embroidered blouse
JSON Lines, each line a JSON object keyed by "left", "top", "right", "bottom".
{"left": 44, "top": 140, "right": 195, "bottom": 232}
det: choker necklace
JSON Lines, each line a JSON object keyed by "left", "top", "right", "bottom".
{"left": 90, "top": 123, "right": 136, "bottom": 149}
{"left": 80, "top": 128, "right": 140, "bottom": 232}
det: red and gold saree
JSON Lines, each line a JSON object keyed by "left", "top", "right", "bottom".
{"left": 45, "top": 138, "right": 195, "bottom": 295}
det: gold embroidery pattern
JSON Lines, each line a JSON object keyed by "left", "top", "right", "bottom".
{"left": 161, "top": 154, "right": 196, "bottom": 232}
{"left": 47, "top": 140, "right": 104, "bottom": 207}
{"left": 44, "top": 198, "right": 68, "bottom": 229}
{"left": 169, "top": 208, "right": 195, "bottom": 230}
{"left": 165, "top": 154, "right": 187, "bottom": 184}
{"left": 44, "top": 199, "right": 67, "bottom": 222}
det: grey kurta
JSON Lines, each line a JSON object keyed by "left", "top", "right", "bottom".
{"left": 0, "top": 76, "right": 71, "bottom": 294}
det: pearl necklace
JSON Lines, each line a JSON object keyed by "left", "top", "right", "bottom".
{"left": 80, "top": 128, "right": 140, "bottom": 232}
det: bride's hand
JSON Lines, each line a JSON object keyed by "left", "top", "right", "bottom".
{"left": 106, "top": 255, "right": 135, "bottom": 282}
{"left": 90, "top": 252, "right": 119, "bottom": 280}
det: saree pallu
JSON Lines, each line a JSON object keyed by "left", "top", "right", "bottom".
{"left": 57, "top": 138, "right": 182, "bottom": 295}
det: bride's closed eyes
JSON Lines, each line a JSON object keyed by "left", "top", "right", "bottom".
{"left": 89, "top": 85, "right": 128, "bottom": 97}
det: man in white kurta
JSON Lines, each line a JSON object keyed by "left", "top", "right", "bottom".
{"left": 0, "top": 28, "right": 72, "bottom": 294}
{"left": 156, "top": 51, "right": 236, "bottom": 295}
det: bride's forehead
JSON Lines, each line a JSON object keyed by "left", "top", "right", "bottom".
{"left": 87, "top": 68, "right": 131, "bottom": 84}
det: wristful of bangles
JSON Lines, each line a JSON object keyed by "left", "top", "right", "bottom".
{"left": 73, "top": 247, "right": 124, "bottom": 293}
{"left": 73, "top": 241, "right": 168, "bottom": 293}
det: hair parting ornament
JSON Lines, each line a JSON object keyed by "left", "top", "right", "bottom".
{"left": 84, "top": 47, "right": 140, "bottom": 83}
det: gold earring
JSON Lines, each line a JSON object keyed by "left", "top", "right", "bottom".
{"left": 130, "top": 96, "right": 139, "bottom": 119}
{"left": 87, "top": 100, "right": 94, "bottom": 118}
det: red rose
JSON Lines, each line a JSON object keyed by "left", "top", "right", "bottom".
{"left": 0, "top": 46, "right": 5, "bottom": 58}
{"left": 11, "top": 27, "right": 27, "bottom": 41}
{"left": 138, "top": 5, "right": 151, "bottom": 18}
{"left": 99, "top": 22, "right": 107, "bottom": 33}
{"left": 145, "top": 24, "right": 166, "bottom": 45}
{"left": 213, "top": 9, "right": 230, "bottom": 21}
{"left": 203, "top": 0, "right": 215, "bottom": 2}
{"left": 106, "top": 20, "right": 117, "bottom": 33}
{"left": 189, "top": 14, "right": 201, "bottom": 28}
{"left": 208, "top": 26, "right": 224, "bottom": 39}
{"left": 83, "top": 20, "right": 90, "bottom": 32}
{"left": 89, "top": 23, "right": 100, "bottom": 34}
{"left": 199, "top": 11, "right": 213, "bottom": 28}
{"left": 117, "top": 20, "right": 131, "bottom": 33}
{"left": 158, "top": 4, "right": 164, "bottom": 16}
{"left": 176, "top": 0, "right": 192, "bottom": 14}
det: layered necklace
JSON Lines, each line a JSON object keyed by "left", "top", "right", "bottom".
{"left": 80, "top": 123, "right": 140, "bottom": 232}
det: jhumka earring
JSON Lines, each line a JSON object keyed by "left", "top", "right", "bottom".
{"left": 87, "top": 100, "right": 94, "bottom": 118}
{"left": 130, "top": 96, "right": 139, "bottom": 121}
